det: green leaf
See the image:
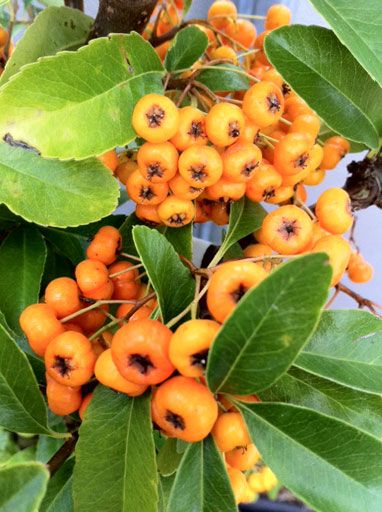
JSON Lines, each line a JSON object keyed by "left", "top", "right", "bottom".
{"left": 197, "top": 63, "right": 250, "bottom": 92}
{"left": 40, "top": 459, "right": 74, "bottom": 512}
{"left": 0, "top": 327, "right": 56, "bottom": 435}
{"left": 183, "top": 0, "right": 192, "bottom": 15}
{"left": 120, "top": 213, "right": 144, "bottom": 257}
{"left": 3, "top": 446, "right": 36, "bottom": 466}
{"left": 209, "top": 197, "right": 266, "bottom": 267}
{"left": 260, "top": 367, "right": 382, "bottom": 438}
{"left": 165, "top": 26, "right": 208, "bottom": 71}
{"left": 238, "top": 401, "right": 382, "bottom": 512}
{"left": 0, "top": 143, "right": 119, "bottom": 227}
{"left": 158, "top": 475, "right": 175, "bottom": 512}
{"left": 0, "top": 225, "right": 46, "bottom": 335}
{"left": 206, "top": 254, "right": 331, "bottom": 394}
{"left": 308, "top": 0, "right": 382, "bottom": 86}
{"left": 132, "top": 226, "right": 195, "bottom": 324}
{"left": 0, "top": 6, "right": 92, "bottom": 85}
{"left": 167, "top": 435, "right": 237, "bottom": 512}
{"left": 0, "top": 204, "right": 22, "bottom": 229}
{"left": 0, "top": 35, "right": 164, "bottom": 159}
{"left": 296, "top": 310, "right": 382, "bottom": 395}
{"left": 41, "top": 244, "right": 73, "bottom": 290}
{"left": 73, "top": 386, "right": 158, "bottom": 512}
{"left": 265, "top": 25, "right": 382, "bottom": 148}
{"left": 163, "top": 223, "right": 193, "bottom": 260}
{"left": 0, "top": 462, "right": 49, "bottom": 512}
{"left": 157, "top": 438, "right": 184, "bottom": 477}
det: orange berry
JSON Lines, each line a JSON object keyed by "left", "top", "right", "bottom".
{"left": 207, "top": 260, "right": 267, "bottom": 323}
{"left": 137, "top": 141, "right": 178, "bottom": 183}
{"left": 45, "top": 331, "right": 96, "bottom": 387}
{"left": 210, "top": 201, "right": 230, "bottom": 225}
{"left": 179, "top": 145, "right": 223, "bottom": 187}
{"left": 320, "top": 137, "right": 349, "bottom": 170}
{"left": 316, "top": 188, "right": 353, "bottom": 234}
{"left": 195, "top": 200, "right": 212, "bottom": 223}
{"left": 262, "top": 68, "right": 284, "bottom": 89}
{"left": 222, "top": 141, "right": 262, "bottom": 182}
{"left": 45, "top": 277, "right": 81, "bottom": 319}
{"left": 227, "top": 467, "right": 248, "bottom": 504}
{"left": 226, "top": 443, "right": 261, "bottom": 471}
{"left": 265, "top": 185, "right": 294, "bottom": 204}
{"left": 265, "top": 4, "right": 292, "bottom": 30}
{"left": 243, "top": 243, "right": 273, "bottom": 271}
{"left": 97, "top": 150, "right": 118, "bottom": 173}
{"left": 132, "top": 94, "right": 179, "bottom": 143}
{"left": 206, "top": 178, "right": 246, "bottom": 202}
{"left": 79, "top": 393, "right": 93, "bottom": 420}
{"left": 205, "top": 103, "right": 245, "bottom": 147}
{"left": 208, "top": 0, "right": 237, "bottom": 29}
{"left": 126, "top": 170, "right": 169, "bottom": 205}
{"left": 45, "top": 373, "right": 82, "bottom": 416}
{"left": 283, "top": 96, "right": 313, "bottom": 121}
{"left": 95, "top": 349, "right": 148, "bottom": 396}
{"left": 116, "top": 303, "right": 153, "bottom": 323}
{"left": 273, "top": 133, "right": 313, "bottom": 176}
{"left": 156, "top": 4, "right": 179, "bottom": 36}
{"left": 243, "top": 82, "right": 284, "bottom": 128}
{"left": 135, "top": 204, "right": 162, "bottom": 225}
{"left": 19, "top": 304, "right": 65, "bottom": 357}
{"left": 72, "top": 304, "right": 108, "bottom": 334}
{"left": 109, "top": 261, "right": 140, "bottom": 301}
{"left": 326, "top": 136, "right": 350, "bottom": 154}
{"left": 169, "top": 319, "right": 220, "bottom": 377}
{"left": 213, "top": 412, "right": 251, "bottom": 452}
{"left": 347, "top": 253, "right": 374, "bottom": 284}
{"left": 169, "top": 173, "right": 204, "bottom": 200}
{"left": 289, "top": 114, "right": 320, "bottom": 145}
{"left": 237, "top": 116, "right": 260, "bottom": 145}
{"left": 151, "top": 375, "right": 218, "bottom": 442}
{"left": 170, "top": 106, "right": 208, "bottom": 151}
{"left": 0, "top": 27, "right": 9, "bottom": 47}
{"left": 312, "top": 235, "right": 351, "bottom": 286}
{"left": 210, "top": 45, "right": 238, "bottom": 64}
{"left": 75, "top": 259, "right": 113, "bottom": 300}
{"left": 86, "top": 226, "right": 121, "bottom": 266}
{"left": 225, "top": 18, "right": 256, "bottom": 49}
{"left": 261, "top": 204, "right": 313, "bottom": 254}
{"left": 245, "top": 162, "right": 283, "bottom": 202}
{"left": 111, "top": 319, "right": 174, "bottom": 385}
{"left": 157, "top": 196, "right": 196, "bottom": 227}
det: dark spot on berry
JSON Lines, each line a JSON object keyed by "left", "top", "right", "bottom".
{"left": 278, "top": 218, "right": 300, "bottom": 240}
{"left": 165, "top": 410, "right": 186, "bottom": 430}
{"left": 242, "top": 160, "right": 259, "bottom": 177}
{"left": 168, "top": 213, "right": 187, "bottom": 226}
{"left": 146, "top": 104, "right": 165, "bottom": 128}
{"left": 294, "top": 153, "right": 309, "bottom": 169}
{"left": 263, "top": 187, "right": 276, "bottom": 200}
{"left": 129, "top": 354, "right": 154, "bottom": 375}
{"left": 231, "top": 283, "right": 248, "bottom": 303}
{"left": 191, "top": 349, "right": 209, "bottom": 369}
{"left": 228, "top": 121, "right": 241, "bottom": 138}
{"left": 190, "top": 186, "right": 203, "bottom": 194}
{"left": 190, "top": 165, "right": 207, "bottom": 182}
{"left": 188, "top": 121, "right": 205, "bottom": 140}
{"left": 267, "top": 93, "right": 281, "bottom": 113}
{"left": 146, "top": 162, "right": 164, "bottom": 180}
{"left": 282, "top": 83, "right": 291, "bottom": 96}
{"left": 139, "top": 186, "right": 155, "bottom": 201}
{"left": 53, "top": 356, "right": 72, "bottom": 377}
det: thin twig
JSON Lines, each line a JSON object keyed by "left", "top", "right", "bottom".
{"left": 119, "top": 252, "right": 141, "bottom": 262}
{"left": 109, "top": 263, "right": 143, "bottom": 279}
{"left": 336, "top": 283, "right": 382, "bottom": 316}
{"left": 47, "top": 435, "right": 77, "bottom": 475}
{"left": 166, "top": 282, "right": 209, "bottom": 329}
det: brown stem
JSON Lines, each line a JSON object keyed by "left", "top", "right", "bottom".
{"left": 336, "top": 282, "right": 382, "bottom": 316}
{"left": 90, "top": 0, "right": 158, "bottom": 39}
{"left": 47, "top": 435, "right": 78, "bottom": 475}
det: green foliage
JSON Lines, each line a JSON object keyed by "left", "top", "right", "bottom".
{"left": 207, "top": 254, "right": 331, "bottom": 394}
{"left": 40, "top": 459, "right": 74, "bottom": 512}
{"left": 0, "top": 6, "right": 92, "bottom": 85}
{"left": 296, "top": 310, "right": 382, "bottom": 395}
{"left": 163, "top": 223, "right": 193, "bottom": 260}
{"left": 0, "top": 225, "right": 46, "bottom": 335}
{"left": 260, "top": 367, "right": 382, "bottom": 438}
{"left": 209, "top": 197, "right": 266, "bottom": 266}
{"left": 308, "top": 0, "right": 382, "bottom": 86}
{"left": 73, "top": 387, "right": 158, "bottom": 512}
{"left": 0, "top": 328, "right": 57, "bottom": 435}
{"left": 265, "top": 25, "right": 382, "bottom": 149}
{"left": 165, "top": 26, "right": 208, "bottom": 71}
{"left": 0, "top": 34, "right": 164, "bottom": 159}
{"left": 197, "top": 63, "right": 250, "bottom": 91}
{"left": 167, "top": 436, "right": 237, "bottom": 512}
{"left": 0, "top": 144, "right": 119, "bottom": 227}
{"left": 132, "top": 226, "right": 195, "bottom": 324}
{"left": 238, "top": 401, "right": 382, "bottom": 512}
{"left": 157, "top": 438, "right": 184, "bottom": 477}
{"left": 0, "top": 462, "right": 49, "bottom": 512}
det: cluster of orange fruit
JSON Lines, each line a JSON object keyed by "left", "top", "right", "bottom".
{"left": 0, "top": 26, "right": 12, "bottom": 73}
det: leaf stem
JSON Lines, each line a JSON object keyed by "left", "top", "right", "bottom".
{"left": 166, "top": 282, "right": 210, "bottom": 329}
{"left": 109, "top": 263, "right": 143, "bottom": 279}
{"left": 119, "top": 252, "right": 142, "bottom": 262}
{"left": 60, "top": 299, "right": 137, "bottom": 323}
